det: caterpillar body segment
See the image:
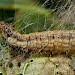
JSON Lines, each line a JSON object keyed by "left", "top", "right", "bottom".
{"left": 7, "top": 30, "right": 75, "bottom": 55}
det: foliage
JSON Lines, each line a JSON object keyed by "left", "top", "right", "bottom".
{"left": 15, "top": 5, "right": 53, "bottom": 34}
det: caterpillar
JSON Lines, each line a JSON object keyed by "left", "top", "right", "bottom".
{"left": 0, "top": 21, "right": 75, "bottom": 56}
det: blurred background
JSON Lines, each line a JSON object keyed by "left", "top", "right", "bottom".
{"left": 0, "top": 0, "right": 75, "bottom": 34}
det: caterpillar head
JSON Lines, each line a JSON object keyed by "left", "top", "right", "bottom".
{"left": 0, "top": 21, "right": 5, "bottom": 32}
{"left": 0, "top": 21, "right": 13, "bottom": 38}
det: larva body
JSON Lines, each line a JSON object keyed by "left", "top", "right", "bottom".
{"left": 0, "top": 21, "right": 75, "bottom": 55}
{"left": 7, "top": 30, "right": 75, "bottom": 55}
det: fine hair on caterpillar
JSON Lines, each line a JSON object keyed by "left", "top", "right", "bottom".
{"left": 1, "top": 21, "right": 75, "bottom": 56}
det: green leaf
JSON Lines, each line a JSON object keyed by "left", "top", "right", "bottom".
{"left": 15, "top": 5, "right": 53, "bottom": 34}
